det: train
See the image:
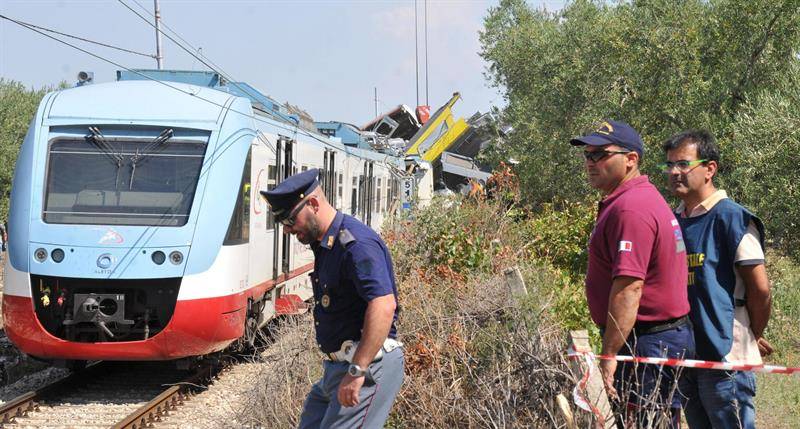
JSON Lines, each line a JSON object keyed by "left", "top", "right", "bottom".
{"left": 2, "top": 70, "right": 428, "bottom": 365}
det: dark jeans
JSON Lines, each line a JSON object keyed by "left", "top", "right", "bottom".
{"left": 612, "top": 323, "right": 695, "bottom": 429}
{"left": 680, "top": 368, "right": 756, "bottom": 429}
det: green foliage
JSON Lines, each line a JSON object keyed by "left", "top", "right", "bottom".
{"left": 756, "top": 252, "right": 800, "bottom": 426}
{"left": 480, "top": 0, "right": 800, "bottom": 206}
{"left": 388, "top": 194, "right": 595, "bottom": 333}
{"left": 0, "top": 79, "right": 48, "bottom": 220}
{"left": 523, "top": 200, "right": 595, "bottom": 277}
{"left": 724, "top": 68, "right": 800, "bottom": 259}
{"left": 397, "top": 197, "right": 501, "bottom": 274}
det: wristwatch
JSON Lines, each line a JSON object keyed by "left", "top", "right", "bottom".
{"left": 347, "top": 364, "right": 367, "bottom": 377}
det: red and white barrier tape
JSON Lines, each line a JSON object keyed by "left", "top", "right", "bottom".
{"left": 571, "top": 352, "right": 607, "bottom": 422}
{"left": 567, "top": 344, "right": 800, "bottom": 376}
{"left": 567, "top": 344, "right": 799, "bottom": 420}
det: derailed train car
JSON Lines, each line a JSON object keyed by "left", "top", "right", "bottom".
{"left": 2, "top": 71, "right": 411, "bottom": 365}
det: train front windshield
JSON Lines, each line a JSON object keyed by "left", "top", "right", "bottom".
{"left": 43, "top": 127, "right": 208, "bottom": 226}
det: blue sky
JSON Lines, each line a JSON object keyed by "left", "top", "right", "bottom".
{"left": 1, "top": 0, "right": 563, "bottom": 124}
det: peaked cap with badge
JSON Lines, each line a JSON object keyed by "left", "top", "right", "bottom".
{"left": 260, "top": 168, "right": 320, "bottom": 223}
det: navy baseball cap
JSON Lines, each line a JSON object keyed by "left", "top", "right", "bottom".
{"left": 260, "top": 168, "right": 320, "bottom": 222}
{"left": 569, "top": 119, "right": 644, "bottom": 157}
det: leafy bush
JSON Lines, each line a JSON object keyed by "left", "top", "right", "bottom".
{"left": 0, "top": 80, "right": 49, "bottom": 219}
{"left": 725, "top": 71, "right": 800, "bottom": 260}
{"left": 522, "top": 200, "right": 595, "bottom": 278}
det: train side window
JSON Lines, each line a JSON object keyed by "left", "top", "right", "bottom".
{"left": 337, "top": 173, "right": 343, "bottom": 208}
{"left": 377, "top": 178, "right": 382, "bottom": 214}
{"left": 224, "top": 149, "right": 251, "bottom": 245}
{"left": 385, "top": 178, "right": 390, "bottom": 213}
{"left": 351, "top": 176, "right": 358, "bottom": 216}
{"left": 359, "top": 174, "right": 366, "bottom": 220}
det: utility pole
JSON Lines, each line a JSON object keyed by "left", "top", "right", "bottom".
{"left": 424, "top": 0, "right": 429, "bottom": 106}
{"left": 414, "top": 0, "right": 419, "bottom": 107}
{"left": 374, "top": 87, "right": 378, "bottom": 117}
{"left": 154, "top": 0, "right": 164, "bottom": 69}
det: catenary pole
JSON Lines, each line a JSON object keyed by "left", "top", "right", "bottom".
{"left": 154, "top": 0, "right": 164, "bottom": 69}
{"left": 414, "top": 0, "right": 419, "bottom": 107}
{"left": 424, "top": 0, "right": 429, "bottom": 106}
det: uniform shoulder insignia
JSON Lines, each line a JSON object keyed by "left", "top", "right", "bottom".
{"left": 338, "top": 228, "right": 356, "bottom": 246}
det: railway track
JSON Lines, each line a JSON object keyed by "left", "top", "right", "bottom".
{"left": 0, "top": 359, "right": 225, "bottom": 429}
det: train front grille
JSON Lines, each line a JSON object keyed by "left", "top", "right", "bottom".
{"left": 30, "top": 275, "right": 181, "bottom": 343}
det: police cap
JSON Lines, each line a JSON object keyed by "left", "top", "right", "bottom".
{"left": 260, "top": 168, "right": 320, "bottom": 222}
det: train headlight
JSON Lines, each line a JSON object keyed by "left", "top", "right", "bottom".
{"left": 169, "top": 251, "right": 183, "bottom": 265}
{"left": 51, "top": 248, "right": 65, "bottom": 263}
{"left": 151, "top": 251, "right": 166, "bottom": 265}
{"left": 34, "top": 248, "right": 48, "bottom": 262}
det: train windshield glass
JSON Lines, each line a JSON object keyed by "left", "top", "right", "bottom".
{"left": 43, "top": 129, "right": 208, "bottom": 226}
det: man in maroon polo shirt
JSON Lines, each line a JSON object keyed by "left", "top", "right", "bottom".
{"left": 570, "top": 120, "right": 693, "bottom": 428}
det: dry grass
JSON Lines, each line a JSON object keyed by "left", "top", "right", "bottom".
{"left": 231, "top": 196, "right": 598, "bottom": 428}
{"left": 232, "top": 195, "right": 696, "bottom": 428}
{"left": 231, "top": 316, "right": 321, "bottom": 428}
{"left": 234, "top": 272, "right": 586, "bottom": 429}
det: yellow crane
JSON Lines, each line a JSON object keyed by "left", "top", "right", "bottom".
{"left": 404, "top": 92, "right": 468, "bottom": 163}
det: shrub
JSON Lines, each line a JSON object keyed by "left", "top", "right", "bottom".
{"left": 725, "top": 74, "right": 800, "bottom": 261}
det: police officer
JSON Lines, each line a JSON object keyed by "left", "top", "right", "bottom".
{"left": 261, "top": 169, "right": 403, "bottom": 429}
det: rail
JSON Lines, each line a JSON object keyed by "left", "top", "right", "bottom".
{"left": 0, "top": 359, "right": 224, "bottom": 428}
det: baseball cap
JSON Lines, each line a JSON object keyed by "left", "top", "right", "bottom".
{"left": 569, "top": 119, "right": 644, "bottom": 157}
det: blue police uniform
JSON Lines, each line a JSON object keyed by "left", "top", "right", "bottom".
{"left": 262, "top": 169, "right": 404, "bottom": 429}
{"left": 311, "top": 211, "right": 399, "bottom": 353}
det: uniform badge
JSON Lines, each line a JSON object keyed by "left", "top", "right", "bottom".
{"left": 327, "top": 235, "right": 335, "bottom": 247}
{"left": 321, "top": 294, "right": 330, "bottom": 308}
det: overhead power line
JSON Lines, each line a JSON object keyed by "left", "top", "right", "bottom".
{"left": 1, "top": 12, "right": 343, "bottom": 153}
{"left": 0, "top": 14, "right": 155, "bottom": 58}
{"left": 128, "top": 0, "right": 234, "bottom": 79}
{"left": 115, "top": 0, "right": 267, "bottom": 107}
{"left": 0, "top": 11, "right": 378, "bottom": 160}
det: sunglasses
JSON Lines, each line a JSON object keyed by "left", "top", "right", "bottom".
{"left": 280, "top": 199, "right": 309, "bottom": 227}
{"left": 658, "top": 159, "right": 708, "bottom": 173}
{"left": 581, "top": 149, "right": 631, "bottom": 163}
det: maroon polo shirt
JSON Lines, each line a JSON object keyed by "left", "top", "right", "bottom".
{"left": 585, "top": 175, "right": 689, "bottom": 326}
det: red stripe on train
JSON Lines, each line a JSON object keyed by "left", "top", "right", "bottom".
{"left": 2, "top": 263, "right": 315, "bottom": 361}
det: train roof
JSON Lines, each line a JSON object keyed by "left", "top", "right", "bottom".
{"left": 45, "top": 80, "right": 239, "bottom": 130}
{"left": 117, "top": 70, "right": 299, "bottom": 125}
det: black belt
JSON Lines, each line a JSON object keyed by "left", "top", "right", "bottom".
{"left": 633, "top": 315, "right": 689, "bottom": 335}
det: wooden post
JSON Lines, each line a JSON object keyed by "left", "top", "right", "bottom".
{"left": 568, "top": 330, "right": 616, "bottom": 428}
{"left": 503, "top": 266, "right": 527, "bottom": 297}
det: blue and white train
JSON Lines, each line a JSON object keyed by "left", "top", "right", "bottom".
{"left": 2, "top": 70, "right": 414, "bottom": 363}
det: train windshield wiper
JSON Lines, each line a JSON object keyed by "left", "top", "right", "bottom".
{"left": 87, "top": 127, "right": 125, "bottom": 189}
{"left": 129, "top": 128, "right": 174, "bottom": 190}
{"left": 87, "top": 126, "right": 124, "bottom": 166}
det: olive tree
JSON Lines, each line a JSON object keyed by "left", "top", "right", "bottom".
{"left": 480, "top": 0, "right": 800, "bottom": 205}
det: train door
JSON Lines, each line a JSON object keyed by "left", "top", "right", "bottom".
{"left": 328, "top": 151, "right": 336, "bottom": 206}
{"left": 366, "top": 161, "right": 374, "bottom": 227}
{"left": 322, "top": 150, "right": 336, "bottom": 205}
{"left": 281, "top": 137, "right": 294, "bottom": 276}
{"left": 359, "top": 163, "right": 367, "bottom": 222}
{"left": 272, "top": 139, "right": 283, "bottom": 280}
{"left": 350, "top": 159, "right": 360, "bottom": 216}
